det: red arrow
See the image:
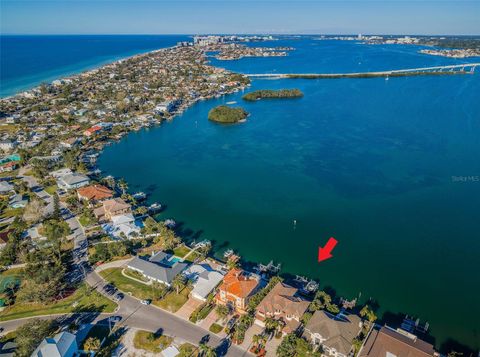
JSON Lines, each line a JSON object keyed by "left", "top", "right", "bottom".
{"left": 318, "top": 237, "right": 338, "bottom": 262}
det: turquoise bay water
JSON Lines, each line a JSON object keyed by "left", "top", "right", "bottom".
{"left": 0, "top": 35, "right": 189, "bottom": 97}
{"left": 98, "top": 38, "right": 480, "bottom": 350}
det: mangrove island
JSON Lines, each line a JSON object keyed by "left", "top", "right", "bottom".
{"left": 208, "top": 105, "right": 249, "bottom": 123}
{"left": 242, "top": 88, "right": 304, "bottom": 101}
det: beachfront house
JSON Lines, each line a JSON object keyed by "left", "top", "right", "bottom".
{"left": 303, "top": 310, "right": 363, "bottom": 357}
{"left": 215, "top": 268, "right": 261, "bottom": 314}
{"left": 183, "top": 263, "right": 226, "bottom": 302}
{"left": 126, "top": 251, "right": 188, "bottom": 287}
{"left": 358, "top": 326, "right": 438, "bottom": 357}
{"left": 57, "top": 172, "right": 90, "bottom": 190}
{"left": 255, "top": 281, "right": 310, "bottom": 335}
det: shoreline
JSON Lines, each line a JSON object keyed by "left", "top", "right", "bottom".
{"left": 2, "top": 39, "right": 478, "bottom": 353}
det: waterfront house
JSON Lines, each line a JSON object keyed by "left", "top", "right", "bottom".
{"left": 93, "top": 198, "right": 131, "bottom": 222}
{"left": 183, "top": 262, "right": 226, "bottom": 302}
{"left": 77, "top": 184, "right": 113, "bottom": 204}
{"left": 358, "top": 326, "right": 437, "bottom": 357}
{"left": 83, "top": 125, "right": 102, "bottom": 137}
{"left": 255, "top": 281, "right": 310, "bottom": 335}
{"left": 215, "top": 268, "right": 261, "bottom": 314}
{"left": 57, "top": 173, "right": 90, "bottom": 190}
{"left": 126, "top": 251, "right": 188, "bottom": 287}
{"left": 31, "top": 331, "right": 78, "bottom": 357}
{"left": 303, "top": 310, "right": 362, "bottom": 357}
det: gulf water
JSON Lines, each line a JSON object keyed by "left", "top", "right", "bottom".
{"left": 0, "top": 35, "right": 189, "bottom": 97}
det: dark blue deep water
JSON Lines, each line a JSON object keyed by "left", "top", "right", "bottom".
{"left": 0, "top": 35, "right": 189, "bottom": 97}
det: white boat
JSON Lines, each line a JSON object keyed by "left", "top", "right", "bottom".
{"left": 133, "top": 192, "right": 147, "bottom": 200}
{"left": 226, "top": 101, "right": 237, "bottom": 104}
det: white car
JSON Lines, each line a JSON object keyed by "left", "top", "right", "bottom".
{"left": 140, "top": 299, "right": 151, "bottom": 305}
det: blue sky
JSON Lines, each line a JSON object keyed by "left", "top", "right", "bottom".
{"left": 1, "top": 0, "right": 479, "bottom": 35}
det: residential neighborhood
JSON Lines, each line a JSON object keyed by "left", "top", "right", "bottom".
{"left": 0, "top": 37, "right": 465, "bottom": 357}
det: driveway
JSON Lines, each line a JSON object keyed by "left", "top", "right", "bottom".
{"left": 176, "top": 297, "right": 203, "bottom": 320}
{"left": 238, "top": 324, "right": 263, "bottom": 351}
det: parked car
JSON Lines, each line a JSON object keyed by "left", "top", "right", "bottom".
{"left": 141, "top": 299, "right": 151, "bottom": 305}
{"left": 114, "top": 292, "right": 124, "bottom": 301}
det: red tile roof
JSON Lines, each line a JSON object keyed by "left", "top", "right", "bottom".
{"left": 219, "top": 268, "right": 259, "bottom": 299}
{"left": 77, "top": 184, "right": 113, "bottom": 201}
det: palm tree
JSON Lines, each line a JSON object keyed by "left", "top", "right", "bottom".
{"left": 171, "top": 274, "right": 187, "bottom": 294}
{"left": 215, "top": 304, "right": 229, "bottom": 321}
{"left": 84, "top": 337, "right": 101, "bottom": 351}
{"left": 199, "top": 343, "right": 217, "bottom": 357}
{"left": 265, "top": 317, "right": 280, "bottom": 333}
{"left": 117, "top": 178, "right": 128, "bottom": 195}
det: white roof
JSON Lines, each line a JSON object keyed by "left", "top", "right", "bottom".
{"left": 162, "top": 346, "right": 180, "bottom": 357}
{"left": 50, "top": 168, "right": 73, "bottom": 179}
{"left": 0, "top": 181, "right": 14, "bottom": 193}
{"left": 111, "top": 213, "right": 135, "bottom": 226}
{"left": 183, "top": 263, "right": 225, "bottom": 300}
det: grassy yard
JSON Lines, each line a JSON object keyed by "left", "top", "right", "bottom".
{"left": 0, "top": 283, "right": 117, "bottom": 321}
{"left": 178, "top": 343, "right": 199, "bottom": 357}
{"left": 155, "top": 287, "right": 191, "bottom": 313}
{"left": 79, "top": 214, "right": 95, "bottom": 227}
{"left": 133, "top": 330, "right": 173, "bottom": 353}
{"left": 173, "top": 245, "right": 191, "bottom": 258}
{"left": 184, "top": 250, "right": 202, "bottom": 263}
{"left": 123, "top": 268, "right": 150, "bottom": 283}
{"left": 99, "top": 267, "right": 157, "bottom": 300}
{"left": 44, "top": 185, "right": 58, "bottom": 195}
{"left": 0, "top": 207, "right": 23, "bottom": 220}
{"left": 209, "top": 323, "right": 223, "bottom": 334}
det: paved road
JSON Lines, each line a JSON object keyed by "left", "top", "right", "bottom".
{"left": 7, "top": 170, "right": 252, "bottom": 356}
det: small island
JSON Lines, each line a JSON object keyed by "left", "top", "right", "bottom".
{"left": 208, "top": 105, "right": 249, "bottom": 123}
{"left": 242, "top": 89, "right": 304, "bottom": 101}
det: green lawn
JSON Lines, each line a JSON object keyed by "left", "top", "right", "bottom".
{"left": 155, "top": 287, "right": 191, "bottom": 313}
{"left": 184, "top": 250, "right": 202, "bottom": 263}
{"left": 0, "top": 283, "right": 117, "bottom": 321}
{"left": 44, "top": 185, "right": 58, "bottom": 195}
{"left": 79, "top": 214, "right": 95, "bottom": 227}
{"left": 178, "top": 343, "right": 199, "bottom": 357}
{"left": 99, "top": 267, "right": 157, "bottom": 300}
{"left": 133, "top": 330, "right": 173, "bottom": 353}
{"left": 123, "top": 268, "right": 150, "bottom": 283}
{"left": 173, "top": 245, "right": 191, "bottom": 258}
{"left": 209, "top": 323, "right": 223, "bottom": 334}
{"left": 0, "top": 207, "right": 23, "bottom": 220}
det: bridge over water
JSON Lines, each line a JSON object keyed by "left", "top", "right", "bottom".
{"left": 247, "top": 63, "right": 480, "bottom": 79}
